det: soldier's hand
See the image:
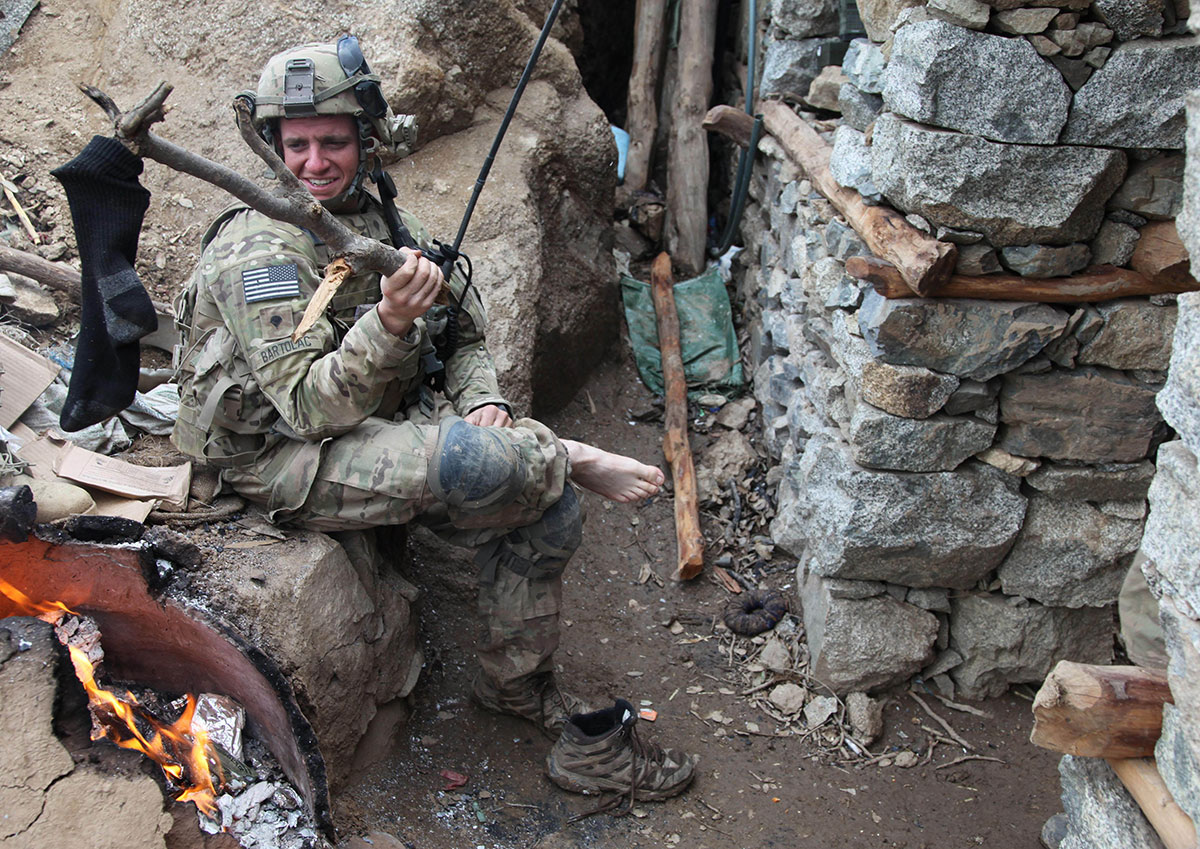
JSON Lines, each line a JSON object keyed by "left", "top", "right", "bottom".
{"left": 377, "top": 248, "right": 443, "bottom": 336}
{"left": 464, "top": 404, "right": 512, "bottom": 428}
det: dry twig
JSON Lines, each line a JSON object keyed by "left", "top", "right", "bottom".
{"left": 910, "top": 690, "right": 974, "bottom": 752}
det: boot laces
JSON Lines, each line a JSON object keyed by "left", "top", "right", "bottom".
{"left": 568, "top": 724, "right": 665, "bottom": 822}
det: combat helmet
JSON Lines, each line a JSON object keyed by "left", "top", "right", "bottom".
{"left": 247, "top": 36, "right": 417, "bottom": 203}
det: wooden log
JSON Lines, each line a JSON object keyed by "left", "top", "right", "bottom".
{"left": 847, "top": 255, "right": 1200, "bottom": 303}
{"left": 1131, "top": 220, "right": 1196, "bottom": 289}
{"left": 665, "top": 0, "right": 718, "bottom": 276}
{"left": 1106, "top": 758, "right": 1198, "bottom": 849}
{"left": 0, "top": 244, "right": 84, "bottom": 300}
{"left": 760, "top": 100, "right": 956, "bottom": 296}
{"left": 649, "top": 252, "right": 704, "bottom": 581}
{"left": 703, "top": 104, "right": 757, "bottom": 148}
{"left": 1030, "top": 661, "right": 1172, "bottom": 758}
{"left": 625, "top": 0, "right": 668, "bottom": 191}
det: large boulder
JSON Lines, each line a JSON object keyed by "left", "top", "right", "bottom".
{"left": 1156, "top": 293, "right": 1200, "bottom": 456}
{"left": 884, "top": 20, "right": 1071, "bottom": 144}
{"left": 0, "top": 0, "right": 617, "bottom": 416}
{"left": 871, "top": 112, "right": 1126, "bottom": 246}
{"left": 1057, "top": 756, "right": 1166, "bottom": 849}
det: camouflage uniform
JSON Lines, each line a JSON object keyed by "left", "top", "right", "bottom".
{"left": 172, "top": 196, "right": 579, "bottom": 693}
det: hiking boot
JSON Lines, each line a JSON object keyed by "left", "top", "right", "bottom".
{"left": 472, "top": 672, "right": 591, "bottom": 738}
{"left": 546, "top": 699, "right": 697, "bottom": 810}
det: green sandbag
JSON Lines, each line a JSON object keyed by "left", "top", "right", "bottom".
{"left": 620, "top": 266, "right": 743, "bottom": 399}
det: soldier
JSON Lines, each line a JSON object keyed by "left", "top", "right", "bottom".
{"left": 171, "top": 38, "right": 695, "bottom": 803}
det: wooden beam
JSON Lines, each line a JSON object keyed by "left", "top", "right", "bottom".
{"left": 759, "top": 100, "right": 956, "bottom": 296}
{"left": 848, "top": 255, "right": 1200, "bottom": 303}
{"left": 624, "top": 0, "right": 668, "bottom": 191}
{"left": 1031, "top": 661, "right": 1172, "bottom": 758}
{"left": 703, "top": 104, "right": 756, "bottom": 148}
{"left": 1107, "top": 758, "right": 1198, "bottom": 849}
{"left": 665, "top": 0, "right": 718, "bottom": 276}
{"left": 650, "top": 252, "right": 704, "bottom": 581}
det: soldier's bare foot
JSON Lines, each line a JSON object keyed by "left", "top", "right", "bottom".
{"left": 561, "top": 440, "right": 665, "bottom": 503}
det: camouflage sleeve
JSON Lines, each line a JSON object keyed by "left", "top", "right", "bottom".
{"left": 204, "top": 211, "right": 423, "bottom": 440}
{"left": 398, "top": 208, "right": 510, "bottom": 415}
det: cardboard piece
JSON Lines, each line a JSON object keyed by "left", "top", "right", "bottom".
{"left": 0, "top": 334, "right": 59, "bottom": 428}
{"left": 54, "top": 443, "right": 190, "bottom": 510}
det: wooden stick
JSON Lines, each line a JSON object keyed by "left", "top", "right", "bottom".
{"left": 1031, "top": 661, "right": 1172, "bottom": 759}
{"left": 625, "top": 0, "right": 668, "bottom": 191}
{"left": 703, "top": 104, "right": 757, "bottom": 148}
{"left": 909, "top": 690, "right": 973, "bottom": 751}
{"left": 665, "top": 0, "right": 718, "bottom": 276}
{"left": 847, "top": 255, "right": 1200, "bottom": 303}
{"left": 760, "top": 100, "right": 956, "bottom": 296}
{"left": 650, "top": 252, "right": 704, "bottom": 581}
{"left": 1106, "top": 758, "right": 1198, "bottom": 849}
{"left": 1, "top": 176, "right": 41, "bottom": 245}
{"left": 0, "top": 244, "right": 173, "bottom": 317}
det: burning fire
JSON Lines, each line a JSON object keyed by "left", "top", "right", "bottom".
{"left": 0, "top": 575, "right": 222, "bottom": 815}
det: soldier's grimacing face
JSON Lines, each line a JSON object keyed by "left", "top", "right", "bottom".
{"left": 278, "top": 115, "right": 359, "bottom": 201}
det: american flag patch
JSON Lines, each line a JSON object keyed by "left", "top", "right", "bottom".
{"left": 242, "top": 263, "right": 300, "bottom": 303}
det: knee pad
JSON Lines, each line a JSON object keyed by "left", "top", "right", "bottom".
{"left": 524, "top": 483, "right": 583, "bottom": 563}
{"left": 428, "top": 417, "right": 527, "bottom": 511}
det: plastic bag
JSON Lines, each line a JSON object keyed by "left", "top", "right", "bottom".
{"left": 620, "top": 265, "right": 743, "bottom": 399}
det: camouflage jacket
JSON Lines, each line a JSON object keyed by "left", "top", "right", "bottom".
{"left": 171, "top": 195, "right": 507, "bottom": 471}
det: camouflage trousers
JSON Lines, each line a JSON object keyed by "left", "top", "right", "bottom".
{"left": 222, "top": 415, "right": 579, "bottom": 692}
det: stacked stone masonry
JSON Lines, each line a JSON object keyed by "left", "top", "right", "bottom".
{"left": 749, "top": 0, "right": 1200, "bottom": 840}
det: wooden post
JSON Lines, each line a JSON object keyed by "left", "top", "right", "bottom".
{"left": 1031, "top": 661, "right": 1173, "bottom": 759}
{"left": 665, "top": 0, "right": 718, "bottom": 276}
{"left": 625, "top": 0, "right": 668, "bottom": 191}
{"left": 760, "top": 100, "right": 957, "bottom": 296}
{"left": 650, "top": 252, "right": 704, "bottom": 581}
{"left": 1106, "top": 758, "right": 1198, "bottom": 849}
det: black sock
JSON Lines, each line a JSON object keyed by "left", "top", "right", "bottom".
{"left": 51, "top": 136, "right": 154, "bottom": 431}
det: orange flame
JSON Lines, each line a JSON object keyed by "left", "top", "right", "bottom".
{"left": 1, "top": 577, "right": 222, "bottom": 815}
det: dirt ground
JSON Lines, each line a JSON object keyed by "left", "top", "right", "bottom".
{"left": 332, "top": 345, "right": 1066, "bottom": 849}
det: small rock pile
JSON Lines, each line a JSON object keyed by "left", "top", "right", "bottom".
{"left": 737, "top": 0, "right": 1192, "bottom": 704}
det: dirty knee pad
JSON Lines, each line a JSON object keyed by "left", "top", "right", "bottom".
{"left": 496, "top": 484, "right": 583, "bottom": 580}
{"left": 428, "top": 416, "right": 527, "bottom": 511}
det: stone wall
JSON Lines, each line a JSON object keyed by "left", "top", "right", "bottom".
{"left": 742, "top": 0, "right": 1191, "bottom": 701}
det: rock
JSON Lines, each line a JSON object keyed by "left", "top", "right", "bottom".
{"left": 993, "top": 7, "right": 1059, "bottom": 32}
{"left": 1089, "top": 220, "right": 1140, "bottom": 267}
{"left": 761, "top": 35, "right": 843, "bottom": 102}
{"left": 1082, "top": 45, "right": 1112, "bottom": 68}
{"left": 999, "top": 243, "right": 1091, "bottom": 278}
{"left": 944, "top": 378, "right": 1001, "bottom": 418}
{"left": 759, "top": 633, "right": 793, "bottom": 671}
{"left": 857, "top": 0, "right": 925, "bottom": 41}
{"left": 696, "top": 429, "right": 759, "bottom": 501}
{"left": 803, "top": 571, "right": 938, "bottom": 694}
{"left": 1078, "top": 299, "right": 1177, "bottom": 371}
{"left": 715, "top": 396, "right": 756, "bottom": 430}
{"left": 1048, "top": 55, "right": 1094, "bottom": 91}
{"left": 1076, "top": 21, "right": 1115, "bottom": 47}
{"left": 871, "top": 112, "right": 1126, "bottom": 246}
{"left": 949, "top": 595, "right": 1113, "bottom": 699}
{"left": 774, "top": 435, "right": 1026, "bottom": 588}
{"left": 927, "top": 0, "right": 991, "bottom": 28}
{"left": 1143, "top": 441, "right": 1200, "bottom": 615}
{"left": 0, "top": 271, "right": 58, "bottom": 327}
{"left": 805, "top": 64, "right": 849, "bottom": 111}
{"left": 977, "top": 446, "right": 1041, "bottom": 476}
{"left": 1156, "top": 293, "right": 1200, "bottom": 455}
{"left": 1182, "top": 103, "right": 1200, "bottom": 264}
{"left": 1029, "top": 33, "right": 1063, "bottom": 56}
{"left": 825, "top": 309, "right": 960, "bottom": 420}
{"left": 804, "top": 694, "right": 839, "bottom": 726}
{"left": 858, "top": 289, "right": 1070, "bottom": 381}
{"left": 771, "top": 0, "right": 840, "bottom": 37}
{"left": 846, "top": 692, "right": 885, "bottom": 744}
{"left": 884, "top": 21, "right": 1071, "bottom": 144}
{"left": 202, "top": 528, "right": 420, "bottom": 788}
{"left": 955, "top": 243, "right": 1002, "bottom": 275}
{"left": 908, "top": 587, "right": 952, "bottom": 612}
{"left": 830, "top": 126, "right": 882, "bottom": 203}
{"left": 938, "top": 226, "right": 986, "bottom": 244}
{"left": 1062, "top": 37, "right": 1200, "bottom": 150}
{"left": 1092, "top": 0, "right": 1165, "bottom": 40}
{"left": 843, "top": 38, "right": 889, "bottom": 93}
{"left": 1041, "top": 812, "right": 1070, "bottom": 849}
{"left": 770, "top": 682, "right": 808, "bottom": 714}
{"left": 838, "top": 83, "right": 884, "bottom": 131}
{"left": 1156, "top": 704, "right": 1200, "bottom": 827}
{"left": 1107, "top": 153, "right": 1185, "bottom": 220}
{"left": 1025, "top": 460, "right": 1156, "bottom": 501}
{"left": 997, "top": 496, "right": 1144, "bottom": 607}
{"left": 1048, "top": 27, "right": 1087, "bottom": 58}
{"left": 1160, "top": 597, "right": 1200, "bottom": 727}
{"left": 998, "top": 367, "right": 1165, "bottom": 463}
{"left": 848, "top": 402, "right": 997, "bottom": 472}
{"left": 1057, "top": 756, "right": 1166, "bottom": 849}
